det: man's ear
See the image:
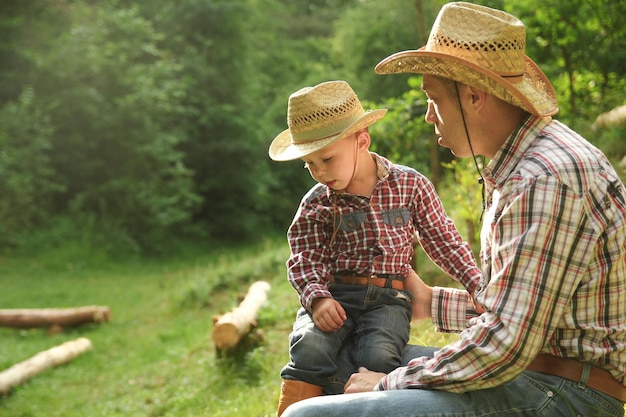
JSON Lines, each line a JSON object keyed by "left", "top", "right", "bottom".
{"left": 467, "top": 85, "right": 487, "bottom": 112}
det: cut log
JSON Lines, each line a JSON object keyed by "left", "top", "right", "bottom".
{"left": 0, "top": 337, "right": 93, "bottom": 396}
{"left": 0, "top": 306, "right": 111, "bottom": 329}
{"left": 212, "top": 281, "right": 271, "bottom": 350}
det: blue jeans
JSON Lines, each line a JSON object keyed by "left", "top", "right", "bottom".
{"left": 283, "top": 345, "right": 625, "bottom": 417}
{"left": 281, "top": 284, "right": 412, "bottom": 394}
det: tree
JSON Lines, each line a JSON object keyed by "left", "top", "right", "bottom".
{"left": 498, "top": 0, "right": 626, "bottom": 125}
{"left": 330, "top": 0, "right": 443, "bottom": 101}
{"left": 30, "top": 4, "right": 199, "bottom": 248}
{"left": 0, "top": 89, "right": 63, "bottom": 247}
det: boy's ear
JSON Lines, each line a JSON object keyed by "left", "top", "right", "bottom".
{"left": 356, "top": 130, "right": 371, "bottom": 150}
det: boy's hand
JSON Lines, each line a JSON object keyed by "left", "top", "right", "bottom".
{"left": 311, "top": 297, "right": 347, "bottom": 332}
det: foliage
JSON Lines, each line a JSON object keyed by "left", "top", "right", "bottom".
{"left": 330, "top": 0, "right": 439, "bottom": 101}
{"left": 439, "top": 158, "right": 486, "bottom": 246}
{"left": 498, "top": 0, "right": 626, "bottom": 126}
{"left": 0, "top": 0, "right": 624, "bottom": 253}
{"left": 367, "top": 76, "right": 460, "bottom": 189}
{"left": 0, "top": 89, "right": 63, "bottom": 247}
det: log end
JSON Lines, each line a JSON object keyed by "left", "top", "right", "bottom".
{"left": 212, "top": 322, "right": 240, "bottom": 350}
{"left": 92, "top": 306, "right": 111, "bottom": 323}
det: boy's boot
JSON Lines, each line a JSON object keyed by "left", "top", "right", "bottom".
{"left": 277, "top": 379, "right": 323, "bottom": 416}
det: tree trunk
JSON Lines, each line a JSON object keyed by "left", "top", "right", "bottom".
{"left": 0, "top": 306, "right": 111, "bottom": 329}
{"left": 212, "top": 281, "right": 271, "bottom": 350}
{"left": 0, "top": 337, "right": 93, "bottom": 396}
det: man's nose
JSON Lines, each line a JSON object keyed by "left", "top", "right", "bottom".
{"left": 424, "top": 102, "right": 437, "bottom": 124}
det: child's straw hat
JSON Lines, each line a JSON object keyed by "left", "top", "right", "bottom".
{"left": 269, "top": 81, "right": 387, "bottom": 161}
{"left": 375, "top": 2, "right": 558, "bottom": 117}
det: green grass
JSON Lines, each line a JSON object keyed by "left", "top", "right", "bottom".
{"left": 0, "top": 237, "right": 459, "bottom": 416}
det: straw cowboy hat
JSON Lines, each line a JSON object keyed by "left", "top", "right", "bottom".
{"left": 269, "top": 81, "right": 387, "bottom": 161}
{"left": 375, "top": 2, "right": 558, "bottom": 117}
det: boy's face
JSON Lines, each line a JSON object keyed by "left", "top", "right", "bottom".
{"left": 301, "top": 134, "right": 358, "bottom": 191}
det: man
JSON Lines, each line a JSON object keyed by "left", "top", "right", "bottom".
{"left": 281, "top": 2, "right": 626, "bottom": 416}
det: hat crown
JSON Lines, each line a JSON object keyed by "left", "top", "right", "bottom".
{"left": 427, "top": 2, "right": 526, "bottom": 76}
{"left": 287, "top": 81, "right": 365, "bottom": 143}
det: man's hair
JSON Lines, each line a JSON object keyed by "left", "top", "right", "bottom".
{"left": 433, "top": 75, "right": 460, "bottom": 102}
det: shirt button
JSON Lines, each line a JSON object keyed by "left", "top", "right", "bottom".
{"left": 546, "top": 391, "right": 553, "bottom": 398}
{"left": 395, "top": 216, "right": 403, "bottom": 224}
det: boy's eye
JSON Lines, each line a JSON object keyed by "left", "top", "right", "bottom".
{"left": 322, "top": 157, "right": 332, "bottom": 163}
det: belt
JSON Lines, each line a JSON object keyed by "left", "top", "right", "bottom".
{"left": 527, "top": 353, "right": 626, "bottom": 403}
{"left": 331, "top": 273, "right": 404, "bottom": 290}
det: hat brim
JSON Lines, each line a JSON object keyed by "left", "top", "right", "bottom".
{"left": 375, "top": 48, "right": 558, "bottom": 117}
{"left": 269, "top": 109, "right": 387, "bottom": 161}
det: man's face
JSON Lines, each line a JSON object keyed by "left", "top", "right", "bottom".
{"left": 421, "top": 74, "right": 473, "bottom": 158}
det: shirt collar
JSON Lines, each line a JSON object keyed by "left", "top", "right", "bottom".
{"left": 483, "top": 115, "right": 552, "bottom": 187}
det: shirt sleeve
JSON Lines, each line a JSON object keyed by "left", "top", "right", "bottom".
{"left": 413, "top": 176, "right": 482, "bottom": 293}
{"left": 378, "top": 175, "right": 593, "bottom": 392}
{"left": 431, "top": 287, "right": 474, "bottom": 332}
{"left": 286, "top": 197, "right": 333, "bottom": 311}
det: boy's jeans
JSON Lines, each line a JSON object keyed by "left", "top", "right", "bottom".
{"left": 280, "top": 283, "right": 412, "bottom": 393}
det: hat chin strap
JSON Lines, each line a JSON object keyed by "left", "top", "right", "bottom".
{"left": 454, "top": 82, "right": 486, "bottom": 222}
{"left": 329, "top": 135, "right": 360, "bottom": 246}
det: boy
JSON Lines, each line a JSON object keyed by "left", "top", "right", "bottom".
{"left": 269, "top": 80, "right": 481, "bottom": 416}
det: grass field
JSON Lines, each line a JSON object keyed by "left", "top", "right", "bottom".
{"left": 0, "top": 236, "right": 459, "bottom": 416}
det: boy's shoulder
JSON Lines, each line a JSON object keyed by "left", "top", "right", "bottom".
{"left": 377, "top": 154, "right": 424, "bottom": 181}
{"left": 302, "top": 183, "right": 328, "bottom": 204}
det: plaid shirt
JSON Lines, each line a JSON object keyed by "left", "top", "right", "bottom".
{"left": 380, "top": 115, "right": 626, "bottom": 391}
{"left": 287, "top": 153, "right": 481, "bottom": 311}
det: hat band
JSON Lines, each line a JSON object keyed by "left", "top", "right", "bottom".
{"left": 291, "top": 111, "right": 365, "bottom": 144}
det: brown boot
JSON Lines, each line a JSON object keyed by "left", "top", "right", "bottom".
{"left": 276, "top": 379, "right": 323, "bottom": 416}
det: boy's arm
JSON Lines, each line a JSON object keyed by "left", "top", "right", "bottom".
{"left": 404, "top": 269, "right": 432, "bottom": 321}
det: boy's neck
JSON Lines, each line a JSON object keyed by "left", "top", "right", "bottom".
{"left": 344, "top": 152, "right": 378, "bottom": 197}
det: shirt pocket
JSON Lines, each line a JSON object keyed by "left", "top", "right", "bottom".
{"left": 379, "top": 208, "right": 413, "bottom": 252}
{"left": 335, "top": 211, "right": 368, "bottom": 232}
{"left": 381, "top": 208, "right": 411, "bottom": 227}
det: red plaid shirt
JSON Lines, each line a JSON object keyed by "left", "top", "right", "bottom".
{"left": 380, "top": 116, "right": 626, "bottom": 391}
{"left": 286, "top": 153, "right": 481, "bottom": 311}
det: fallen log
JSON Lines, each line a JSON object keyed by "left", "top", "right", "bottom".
{"left": 0, "top": 306, "right": 111, "bottom": 329}
{"left": 0, "top": 337, "right": 93, "bottom": 396}
{"left": 212, "top": 281, "right": 271, "bottom": 350}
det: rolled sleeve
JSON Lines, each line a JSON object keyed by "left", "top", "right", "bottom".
{"left": 431, "top": 287, "right": 472, "bottom": 333}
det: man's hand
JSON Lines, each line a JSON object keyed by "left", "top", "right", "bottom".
{"left": 344, "top": 367, "right": 386, "bottom": 393}
{"left": 311, "top": 297, "right": 346, "bottom": 332}
{"left": 404, "top": 269, "right": 433, "bottom": 321}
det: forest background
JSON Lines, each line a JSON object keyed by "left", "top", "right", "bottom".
{"left": 1, "top": 0, "right": 625, "bottom": 259}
